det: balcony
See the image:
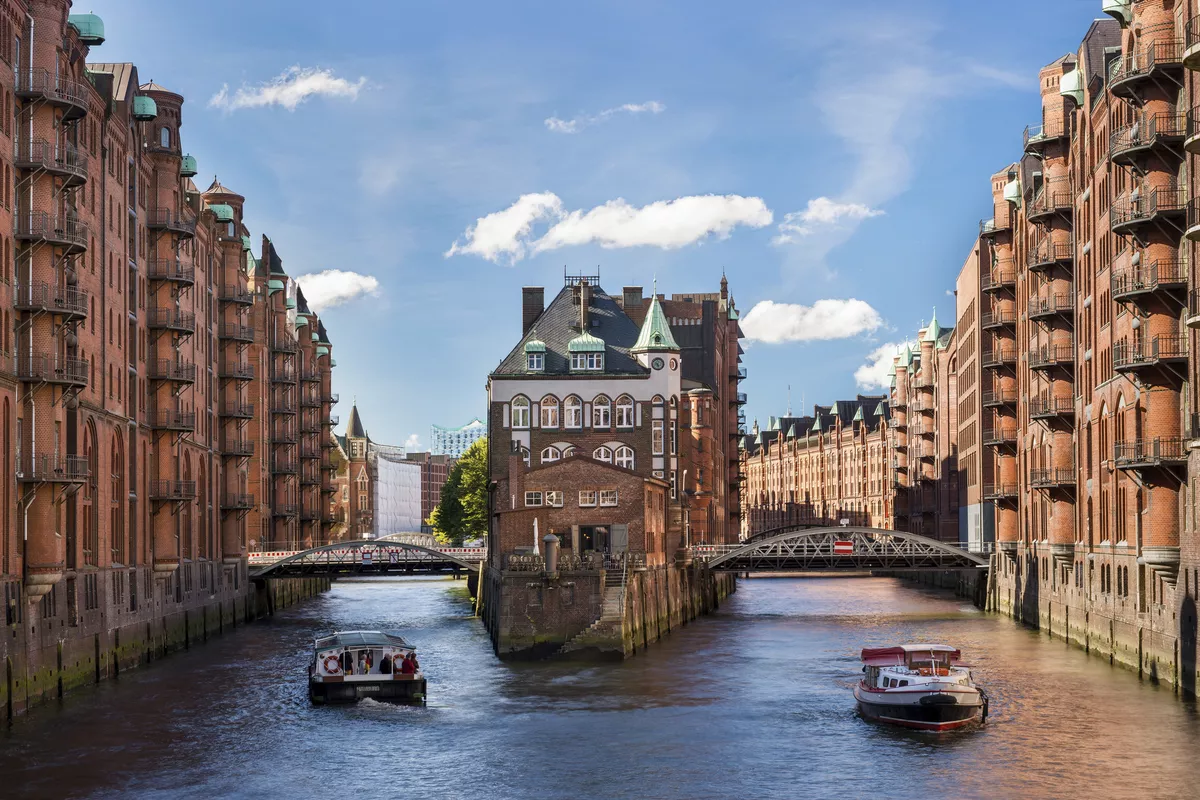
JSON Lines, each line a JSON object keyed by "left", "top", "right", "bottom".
{"left": 272, "top": 398, "right": 297, "bottom": 415}
{"left": 1113, "top": 335, "right": 1187, "bottom": 373}
{"left": 1187, "top": 16, "right": 1200, "bottom": 71}
{"left": 1029, "top": 396, "right": 1074, "bottom": 422}
{"left": 1188, "top": 290, "right": 1200, "bottom": 329}
{"left": 300, "top": 419, "right": 320, "bottom": 434}
{"left": 1029, "top": 344, "right": 1074, "bottom": 371}
{"left": 731, "top": 392, "right": 748, "bottom": 406}
{"left": 982, "top": 389, "right": 1018, "bottom": 408}
{"left": 14, "top": 139, "right": 88, "bottom": 185}
{"left": 15, "top": 69, "right": 89, "bottom": 120}
{"left": 328, "top": 414, "right": 340, "bottom": 427}
{"left": 1109, "top": 40, "right": 1184, "bottom": 102}
{"left": 220, "top": 402, "right": 254, "bottom": 419}
{"left": 218, "top": 285, "right": 254, "bottom": 305}
{"left": 1110, "top": 112, "right": 1186, "bottom": 167}
{"left": 17, "top": 354, "right": 88, "bottom": 387}
{"left": 1027, "top": 239, "right": 1074, "bottom": 273}
{"left": 271, "top": 369, "right": 296, "bottom": 384}
{"left": 146, "top": 259, "right": 195, "bottom": 286}
{"left": 221, "top": 493, "right": 255, "bottom": 511}
{"left": 221, "top": 437, "right": 254, "bottom": 458}
{"left": 1028, "top": 293, "right": 1074, "bottom": 322}
{"left": 982, "top": 426, "right": 1018, "bottom": 447}
{"left": 15, "top": 212, "right": 89, "bottom": 252}
{"left": 149, "top": 409, "right": 196, "bottom": 432}
{"left": 16, "top": 453, "right": 88, "bottom": 484}
{"left": 149, "top": 480, "right": 197, "bottom": 502}
{"left": 300, "top": 508, "right": 320, "bottom": 522}
{"left": 1111, "top": 186, "right": 1185, "bottom": 237}
{"left": 1113, "top": 438, "right": 1187, "bottom": 470}
{"left": 1111, "top": 259, "right": 1186, "bottom": 303}
{"left": 148, "top": 359, "right": 197, "bottom": 384}
{"left": 1023, "top": 116, "right": 1068, "bottom": 156}
{"left": 981, "top": 348, "right": 1017, "bottom": 369}
{"left": 323, "top": 393, "right": 340, "bottom": 405}
{"left": 271, "top": 337, "right": 298, "bottom": 353}
{"left": 1030, "top": 468, "right": 1076, "bottom": 489}
{"left": 300, "top": 370, "right": 322, "bottom": 383}
{"left": 979, "top": 216, "right": 1012, "bottom": 239}
{"left": 983, "top": 483, "right": 1019, "bottom": 501}
{"left": 301, "top": 394, "right": 321, "bottom": 408}
{"left": 273, "top": 429, "right": 298, "bottom": 444}
{"left": 732, "top": 365, "right": 747, "bottom": 381}
{"left": 14, "top": 282, "right": 87, "bottom": 319}
{"left": 980, "top": 268, "right": 1016, "bottom": 293}
{"left": 300, "top": 444, "right": 321, "bottom": 460}
{"left": 273, "top": 504, "right": 300, "bottom": 517}
{"left": 301, "top": 472, "right": 321, "bottom": 486}
{"left": 1026, "top": 184, "right": 1073, "bottom": 223}
{"left": 218, "top": 361, "right": 255, "bottom": 381}
{"left": 147, "top": 308, "right": 195, "bottom": 334}
{"left": 219, "top": 323, "right": 255, "bottom": 343}
{"left": 147, "top": 208, "right": 197, "bottom": 238}
{"left": 981, "top": 309, "right": 1016, "bottom": 330}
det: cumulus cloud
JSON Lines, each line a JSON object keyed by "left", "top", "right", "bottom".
{"left": 854, "top": 340, "right": 917, "bottom": 390}
{"left": 545, "top": 101, "right": 665, "bottom": 134}
{"left": 294, "top": 270, "right": 380, "bottom": 311}
{"left": 741, "top": 299, "right": 882, "bottom": 344}
{"left": 773, "top": 197, "right": 884, "bottom": 244}
{"left": 404, "top": 434, "right": 422, "bottom": 451}
{"left": 445, "top": 192, "right": 772, "bottom": 264}
{"left": 209, "top": 66, "right": 367, "bottom": 112}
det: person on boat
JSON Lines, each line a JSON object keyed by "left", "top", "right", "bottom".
{"left": 400, "top": 653, "right": 418, "bottom": 675}
{"left": 341, "top": 650, "right": 354, "bottom": 675}
{"left": 379, "top": 653, "right": 392, "bottom": 674}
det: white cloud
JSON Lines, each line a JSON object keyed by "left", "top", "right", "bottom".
{"left": 294, "top": 270, "right": 380, "bottom": 311}
{"left": 741, "top": 299, "right": 882, "bottom": 344}
{"left": 209, "top": 66, "right": 367, "bottom": 112}
{"left": 404, "top": 434, "right": 422, "bottom": 451}
{"left": 446, "top": 192, "right": 771, "bottom": 264}
{"left": 854, "top": 340, "right": 917, "bottom": 390}
{"left": 545, "top": 101, "right": 665, "bottom": 134}
{"left": 773, "top": 197, "right": 883, "bottom": 244}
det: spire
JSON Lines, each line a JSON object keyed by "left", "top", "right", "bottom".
{"left": 345, "top": 403, "right": 367, "bottom": 439}
{"left": 853, "top": 406, "right": 864, "bottom": 423}
{"left": 631, "top": 292, "right": 680, "bottom": 352}
{"left": 923, "top": 307, "right": 941, "bottom": 342}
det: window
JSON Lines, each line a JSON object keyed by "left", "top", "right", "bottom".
{"left": 599, "top": 490, "right": 618, "bottom": 507}
{"left": 545, "top": 491, "right": 564, "bottom": 507}
{"left": 540, "top": 396, "right": 559, "bottom": 428}
{"left": 616, "top": 395, "right": 634, "bottom": 428}
{"left": 670, "top": 470, "right": 677, "bottom": 499}
{"left": 160, "top": 126, "right": 170, "bottom": 148}
{"left": 562, "top": 445, "right": 577, "bottom": 458}
{"left": 541, "top": 446, "right": 561, "bottom": 464}
{"left": 670, "top": 421, "right": 677, "bottom": 455}
{"left": 592, "top": 396, "right": 611, "bottom": 428}
{"left": 615, "top": 446, "right": 634, "bottom": 470}
{"left": 652, "top": 420, "right": 664, "bottom": 455}
{"left": 527, "top": 352, "right": 543, "bottom": 371}
{"left": 593, "top": 446, "right": 613, "bottom": 463}
{"left": 511, "top": 396, "right": 530, "bottom": 429}
{"left": 571, "top": 352, "right": 604, "bottom": 371}
{"left": 579, "top": 490, "right": 598, "bottom": 507}
{"left": 564, "top": 396, "right": 583, "bottom": 429}
{"left": 525, "top": 491, "right": 543, "bottom": 507}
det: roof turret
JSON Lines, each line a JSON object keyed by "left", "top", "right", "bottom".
{"left": 631, "top": 292, "right": 680, "bottom": 352}
{"left": 923, "top": 308, "right": 941, "bottom": 342}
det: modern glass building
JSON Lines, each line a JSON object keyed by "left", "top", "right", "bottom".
{"left": 431, "top": 418, "right": 487, "bottom": 457}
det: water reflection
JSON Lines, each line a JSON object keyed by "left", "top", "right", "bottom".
{"left": 3, "top": 576, "right": 1200, "bottom": 799}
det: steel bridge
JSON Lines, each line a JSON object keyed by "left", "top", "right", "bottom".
{"left": 694, "top": 526, "right": 988, "bottom": 572}
{"left": 249, "top": 540, "right": 486, "bottom": 579}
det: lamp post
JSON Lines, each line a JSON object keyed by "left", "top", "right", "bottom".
{"left": 679, "top": 469, "right": 693, "bottom": 566}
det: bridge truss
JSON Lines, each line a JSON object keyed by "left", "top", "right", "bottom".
{"left": 696, "top": 527, "right": 987, "bottom": 572}
{"left": 250, "top": 540, "right": 483, "bottom": 579}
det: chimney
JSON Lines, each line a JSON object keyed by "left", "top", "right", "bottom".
{"left": 522, "top": 287, "right": 544, "bottom": 335}
{"left": 579, "top": 278, "right": 591, "bottom": 330}
{"left": 623, "top": 286, "right": 644, "bottom": 309}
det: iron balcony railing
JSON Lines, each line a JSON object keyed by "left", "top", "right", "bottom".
{"left": 149, "top": 480, "right": 197, "bottom": 501}
{"left": 1110, "top": 259, "right": 1186, "bottom": 301}
{"left": 982, "top": 426, "right": 1018, "bottom": 446}
{"left": 221, "top": 493, "right": 256, "bottom": 511}
{"left": 981, "top": 310, "right": 1016, "bottom": 329}
{"left": 1023, "top": 115, "right": 1067, "bottom": 153}
{"left": 273, "top": 429, "right": 298, "bottom": 444}
{"left": 1027, "top": 238, "right": 1074, "bottom": 271}
{"left": 1187, "top": 16, "right": 1200, "bottom": 59}
{"left": 300, "top": 394, "right": 321, "bottom": 408}
{"left": 273, "top": 504, "right": 300, "bottom": 517}
{"left": 981, "top": 348, "right": 1017, "bottom": 368}
{"left": 1028, "top": 293, "right": 1074, "bottom": 320}
{"left": 323, "top": 392, "right": 339, "bottom": 404}
{"left": 1110, "top": 185, "right": 1186, "bottom": 233}
{"left": 14, "top": 211, "right": 89, "bottom": 250}
{"left": 14, "top": 282, "right": 88, "bottom": 317}
{"left": 1113, "top": 335, "right": 1187, "bottom": 370}
{"left": 1109, "top": 39, "right": 1184, "bottom": 98}
{"left": 272, "top": 398, "right": 297, "bottom": 414}
{"left": 301, "top": 472, "right": 321, "bottom": 485}
{"left": 149, "top": 409, "right": 196, "bottom": 431}
{"left": 146, "top": 259, "right": 195, "bottom": 284}
{"left": 1110, "top": 112, "right": 1186, "bottom": 164}
{"left": 1030, "top": 468, "right": 1076, "bottom": 488}
{"left": 1029, "top": 396, "right": 1074, "bottom": 419}
{"left": 147, "top": 207, "right": 197, "bottom": 236}
{"left": 220, "top": 402, "right": 254, "bottom": 418}
{"left": 272, "top": 458, "right": 299, "bottom": 475}
{"left": 300, "top": 369, "right": 322, "bottom": 383}
{"left": 732, "top": 392, "right": 748, "bottom": 406}
{"left": 300, "top": 419, "right": 321, "bottom": 433}
{"left": 300, "top": 444, "right": 321, "bottom": 459}
{"left": 148, "top": 359, "right": 197, "bottom": 383}
{"left": 271, "top": 336, "right": 298, "bottom": 353}
{"left": 979, "top": 215, "right": 1012, "bottom": 237}
{"left": 1113, "top": 438, "right": 1187, "bottom": 468}
{"left": 1029, "top": 344, "right": 1074, "bottom": 370}
{"left": 15, "top": 69, "right": 90, "bottom": 116}
{"left": 219, "top": 361, "right": 255, "bottom": 380}
{"left": 1190, "top": 289, "right": 1200, "bottom": 322}
{"left": 221, "top": 437, "right": 255, "bottom": 457}
{"left": 1027, "top": 183, "right": 1073, "bottom": 220}
{"left": 327, "top": 414, "right": 340, "bottom": 427}
{"left": 981, "top": 389, "right": 1018, "bottom": 407}
{"left": 271, "top": 369, "right": 296, "bottom": 383}
{"left": 980, "top": 269, "right": 1016, "bottom": 292}
{"left": 300, "top": 508, "right": 320, "bottom": 522}
{"left": 16, "top": 453, "right": 88, "bottom": 483}
{"left": 734, "top": 365, "right": 747, "bottom": 381}
{"left": 982, "top": 483, "right": 1019, "bottom": 500}
{"left": 16, "top": 354, "right": 88, "bottom": 386}
{"left": 219, "top": 323, "right": 255, "bottom": 343}
{"left": 13, "top": 138, "right": 88, "bottom": 183}
{"left": 218, "top": 285, "right": 254, "bottom": 305}
{"left": 147, "top": 308, "right": 196, "bottom": 333}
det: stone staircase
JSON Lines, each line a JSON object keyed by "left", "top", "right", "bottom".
{"left": 557, "top": 564, "right": 628, "bottom": 656}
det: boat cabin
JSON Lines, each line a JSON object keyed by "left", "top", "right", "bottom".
{"left": 312, "top": 631, "right": 419, "bottom": 681}
{"left": 860, "top": 644, "right": 966, "bottom": 689}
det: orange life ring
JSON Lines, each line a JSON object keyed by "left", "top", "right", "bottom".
{"left": 323, "top": 654, "right": 342, "bottom": 674}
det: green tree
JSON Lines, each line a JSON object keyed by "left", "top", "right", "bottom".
{"left": 429, "top": 438, "right": 489, "bottom": 546}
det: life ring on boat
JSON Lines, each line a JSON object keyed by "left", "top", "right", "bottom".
{"left": 323, "top": 654, "right": 342, "bottom": 674}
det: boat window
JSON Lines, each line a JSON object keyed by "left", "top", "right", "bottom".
{"left": 899, "top": 680, "right": 909, "bottom": 687}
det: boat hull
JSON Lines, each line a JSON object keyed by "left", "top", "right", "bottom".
{"left": 310, "top": 677, "right": 427, "bottom": 705}
{"left": 854, "top": 685, "right": 985, "bottom": 732}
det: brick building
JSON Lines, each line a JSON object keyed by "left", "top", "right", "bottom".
{"left": 0, "top": 4, "right": 336, "bottom": 716}
{"left": 404, "top": 450, "right": 456, "bottom": 527}
{"left": 337, "top": 403, "right": 428, "bottom": 538}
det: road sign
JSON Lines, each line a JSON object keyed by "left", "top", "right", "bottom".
{"left": 834, "top": 540, "right": 854, "bottom": 555}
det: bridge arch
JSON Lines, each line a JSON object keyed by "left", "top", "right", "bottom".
{"left": 704, "top": 526, "right": 987, "bottom": 572}
{"left": 252, "top": 539, "right": 477, "bottom": 577}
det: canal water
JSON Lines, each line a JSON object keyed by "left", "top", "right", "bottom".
{"left": 4, "top": 576, "right": 1200, "bottom": 799}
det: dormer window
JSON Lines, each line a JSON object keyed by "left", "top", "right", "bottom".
{"left": 568, "top": 331, "right": 605, "bottom": 371}
{"left": 528, "top": 352, "right": 544, "bottom": 371}
{"left": 570, "top": 352, "right": 603, "bottom": 371}
{"left": 524, "top": 337, "right": 546, "bottom": 372}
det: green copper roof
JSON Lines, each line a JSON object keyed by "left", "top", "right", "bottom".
{"left": 267, "top": 279, "right": 284, "bottom": 295}
{"left": 311, "top": 331, "right": 320, "bottom": 341}
{"left": 241, "top": 235, "right": 252, "bottom": 251}
{"left": 180, "top": 154, "right": 197, "bottom": 178}
{"left": 132, "top": 95, "right": 157, "bottom": 121}
{"left": 728, "top": 307, "right": 739, "bottom": 320}
{"left": 874, "top": 402, "right": 887, "bottom": 417}
{"left": 295, "top": 317, "right": 309, "bottom": 328}
{"left": 900, "top": 344, "right": 913, "bottom": 368}
{"left": 1059, "top": 68, "right": 1084, "bottom": 104}
{"left": 853, "top": 407, "right": 864, "bottom": 422}
{"left": 812, "top": 415, "right": 822, "bottom": 433}
{"left": 631, "top": 295, "right": 680, "bottom": 352}
{"left": 567, "top": 331, "right": 606, "bottom": 353}
{"left": 1102, "top": 0, "right": 1131, "bottom": 27}
{"left": 285, "top": 297, "right": 297, "bottom": 309}
{"left": 768, "top": 416, "right": 777, "bottom": 431}
{"left": 1003, "top": 176, "right": 1021, "bottom": 208}
{"left": 524, "top": 338, "right": 546, "bottom": 353}
{"left": 68, "top": 14, "right": 105, "bottom": 45}
{"left": 787, "top": 424, "right": 797, "bottom": 439}
{"left": 331, "top": 359, "right": 337, "bottom": 367}
{"left": 316, "top": 345, "right": 330, "bottom": 356}
{"left": 887, "top": 358, "right": 896, "bottom": 377}
{"left": 207, "top": 203, "right": 235, "bottom": 223}
{"left": 923, "top": 308, "right": 941, "bottom": 342}
{"left": 754, "top": 432, "right": 763, "bottom": 446}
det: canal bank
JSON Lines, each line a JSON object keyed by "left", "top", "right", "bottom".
{"left": 2, "top": 573, "right": 328, "bottom": 723}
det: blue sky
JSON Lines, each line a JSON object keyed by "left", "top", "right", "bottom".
{"left": 105, "top": 0, "right": 1100, "bottom": 447}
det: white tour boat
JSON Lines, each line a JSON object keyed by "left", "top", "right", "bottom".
{"left": 853, "top": 644, "right": 987, "bottom": 731}
{"left": 309, "top": 630, "right": 426, "bottom": 704}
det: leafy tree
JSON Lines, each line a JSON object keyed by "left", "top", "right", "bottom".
{"left": 429, "top": 438, "right": 488, "bottom": 546}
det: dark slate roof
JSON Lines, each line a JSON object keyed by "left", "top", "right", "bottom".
{"left": 492, "top": 284, "right": 649, "bottom": 377}
{"left": 345, "top": 404, "right": 368, "bottom": 439}
{"left": 1083, "top": 18, "right": 1121, "bottom": 86}
{"left": 88, "top": 63, "right": 137, "bottom": 99}
{"left": 317, "top": 320, "right": 330, "bottom": 344}
{"left": 265, "top": 237, "right": 286, "bottom": 275}
{"left": 297, "top": 287, "right": 312, "bottom": 314}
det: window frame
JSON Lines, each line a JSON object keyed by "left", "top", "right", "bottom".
{"left": 652, "top": 420, "right": 664, "bottom": 455}
{"left": 540, "top": 446, "right": 561, "bottom": 464}
{"left": 527, "top": 352, "right": 544, "bottom": 372}
{"left": 578, "top": 490, "right": 598, "bottom": 507}
{"left": 599, "top": 489, "right": 618, "bottom": 507}
{"left": 614, "top": 445, "right": 634, "bottom": 470}
{"left": 615, "top": 395, "right": 635, "bottom": 428}
{"left": 564, "top": 395, "right": 583, "bottom": 429}
{"left": 511, "top": 395, "right": 531, "bottom": 429}
{"left": 540, "top": 395, "right": 559, "bottom": 428}
{"left": 524, "top": 491, "right": 544, "bottom": 507}
{"left": 592, "top": 395, "right": 611, "bottom": 429}
{"left": 545, "top": 490, "right": 564, "bottom": 507}
{"left": 593, "top": 445, "right": 613, "bottom": 463}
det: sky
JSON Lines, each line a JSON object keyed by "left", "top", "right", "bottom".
{"left": 102, "top": 0, "right": 1105, "bottom": 447}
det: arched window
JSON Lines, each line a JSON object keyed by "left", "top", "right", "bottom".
{"left": 564, "top": 396, "right": 583, "bottom": 428}
{"left": 592, "top": 395, "right": 611, "bottom": 429}
{"left": 615, "top": 446, "right": 635, "bottom": 469}
{"left": 520, "top": 446, "right": 531, "bottom": 467}
{"left": 160, "top": 126, "right": 170, "bottom": 148}
{"left": 616, "top": 395, "right": 635, "bottom": 428}
{"left": 111, "top": 434, "right": 124, "bottom": 564}
{"left": 540, "top": 396, "right": 559, "bottom": 429}
{"left": 593, "top": 446, "right": 613, "bottom": 463}
{"left": 541, "top": 446, "right": 561, "bottom": 464}
{"left": 511, "top": 395, "right": 530, "bottom": 429}
{"left": 562, "top": 445, "right": 577, "bottom": 458}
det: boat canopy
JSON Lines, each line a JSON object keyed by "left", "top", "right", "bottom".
{"left": 314, "top": 630, "right": 414, "bottom": 654}
{"left": 860, "top": 644, "right": 961, "bottom": 666}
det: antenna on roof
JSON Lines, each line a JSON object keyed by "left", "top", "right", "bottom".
{"left": 786, "top": 385, "right": 792, "bottom": 416}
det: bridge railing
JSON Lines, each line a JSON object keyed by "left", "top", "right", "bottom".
{"left": 248, "top": 545, "right": 487, "bottom": 567}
